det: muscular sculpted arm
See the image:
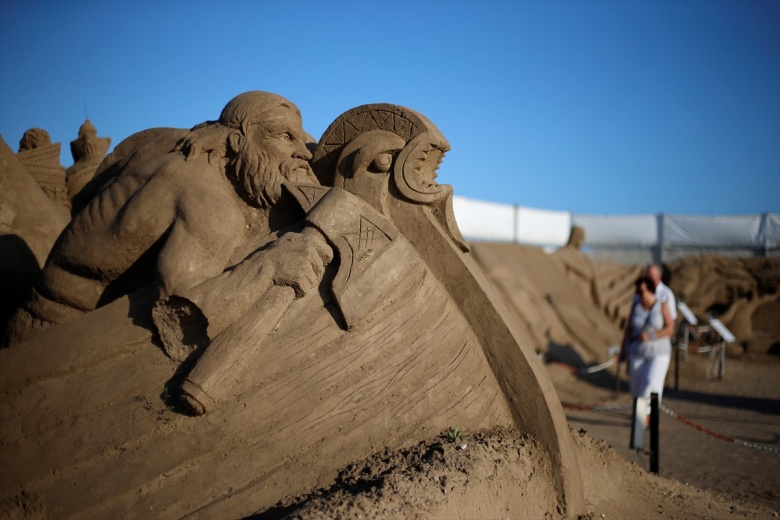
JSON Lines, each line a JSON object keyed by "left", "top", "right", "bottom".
{"left": 151, "top": 169, "right": 333, "bottom": 361}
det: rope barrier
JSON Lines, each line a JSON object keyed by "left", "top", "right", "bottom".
{"left": 659, "top": 405, "right": 780, "bottom": 453}
{"left": 558, "top": 344, "right": 720, "bottom": 372}
{"left": 685, "top": 345, "right": 717, "bottom": 354}
{"left": 550, "top": 345, "right": 722, "bottom": 381}
{"left": 562, "top": 403, "right": 631, "bottom": 413}
{"left": 552, "top": 358, "right": 617, "bottom": 375}
{"left": 579, "top": 357, "right": 617, "bottom": 374}
{"left": 561, "top": 401, "right": 780, "bottom": 453}
{"left": 549, "top": 352, "right": 619, "bottom": 375}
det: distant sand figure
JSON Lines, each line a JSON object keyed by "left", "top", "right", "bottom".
{"left": 16, "top": 128, "right": 70, "bottom": 212}
{"left": 65, "top": 119, "right": 111, "bottom": 211}
{"left": 552, "top": 225, "right": 641, "bottom": 329}
{"left": 552, "top": 226, "right": 602, "bottom": 305}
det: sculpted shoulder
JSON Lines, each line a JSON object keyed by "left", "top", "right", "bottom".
{"left": 55, "top": 150, "right": 233, "bottom": 267}
{"left": 165, "top": 154, "right": 246, "bottom": 229}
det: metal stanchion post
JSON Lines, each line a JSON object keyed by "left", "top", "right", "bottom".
{"left": 650, "top": 392, "right": 659, "bottom": 474}
{"left": 674, "top": 341, "right": 680, "bottom": 391}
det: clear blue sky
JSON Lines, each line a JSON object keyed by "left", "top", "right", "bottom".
{"left": 1, "top": 0, "right": 778, "bottom": 215}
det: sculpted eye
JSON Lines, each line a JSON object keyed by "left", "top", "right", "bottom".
{"left": 369, "top": 153, "right": 393, "bottom": 173}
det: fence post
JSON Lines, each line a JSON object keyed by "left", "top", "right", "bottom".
{"left": 763, "top": 212, "right": 769, "bottom": 257}
{"left": 658, "top": 213, "right": 666, "bottom": 265}
{"left": 650, "top": 392, "right": 659, "bottom": 474}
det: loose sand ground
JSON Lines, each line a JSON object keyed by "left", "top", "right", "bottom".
{"left": 550, "top": 349, "right": 780, "bottom": 512}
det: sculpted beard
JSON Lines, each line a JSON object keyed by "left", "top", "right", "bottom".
{"left": 228, "top": 141, "right": 314, "bottom": 209}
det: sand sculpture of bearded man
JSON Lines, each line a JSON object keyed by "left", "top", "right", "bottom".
{"left": 3, "top": 91, "right": 333, "bottom": 358}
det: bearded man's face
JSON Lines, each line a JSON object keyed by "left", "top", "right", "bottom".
{"left": 228, "top": 108, "right": 316, "bottom": 209}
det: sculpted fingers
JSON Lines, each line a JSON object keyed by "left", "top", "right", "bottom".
{"left": 276, "top": 259, "right": 320, "bottom": 298}
{"left": 299, "top": 230, "right": 335, "bottom": 292}
{"left": 268, "top": 228, "right": 335, "bottom": 297}
{"left": 301, "top": 227, "right": 334, "bottom": 266}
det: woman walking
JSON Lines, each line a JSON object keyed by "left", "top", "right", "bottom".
{"left": 620, "top": 275, "right": 675, "bottom": 403}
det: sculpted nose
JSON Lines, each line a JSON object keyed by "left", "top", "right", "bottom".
{"left": 295, "top": 140, "right": 312, "bottom": 161}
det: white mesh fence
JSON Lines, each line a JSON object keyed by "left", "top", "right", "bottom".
{"left": 452, "top": 195, "right": 780, "bottom": 251}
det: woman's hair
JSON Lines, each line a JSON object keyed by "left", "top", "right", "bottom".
{"left": 635, "top": 275, "right": 657, "bottom": 294}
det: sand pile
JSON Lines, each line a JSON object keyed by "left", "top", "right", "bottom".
{"left": 250, "top": 423, "right": 777, "bottom": 519}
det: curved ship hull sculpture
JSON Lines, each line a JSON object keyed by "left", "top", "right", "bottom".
{"left": 0, "top": 98, "right": 584, "bottom": 518}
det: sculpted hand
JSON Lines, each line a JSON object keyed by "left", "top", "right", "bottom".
{"left": 261, "top": 227, "right": 334, "bottom": 297}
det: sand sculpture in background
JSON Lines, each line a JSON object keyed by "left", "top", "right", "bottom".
{"left": 64, "top": 119, "right": 110, "bottom": 209}
{"left": 667, "top": 254, "right": 780, "bottom": 354}
{"left": 0, "top": 137, "right": 70, "bottom": 340}
{"left": 552, "top": 225, "right": 641, "bottom": 330}
{"left": 591, "top": 258, "right": 643, "bottom": 329}
{"left": 15, "top": 128, "right": 70, "bottom": 212}
{"left": 0, "top": 94, "right": 586, "bottom": 518}
{"left": 469, "top": 226, "right": 656, "bottom": 367}
{"left": 471, "top": 241, "right": 622, "bottom": 366}
{"left": 1, "top": 121, "right": 108, "bottom": 337}
{"left": 552, "top": 226, "right": 603, "bottom": 306}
